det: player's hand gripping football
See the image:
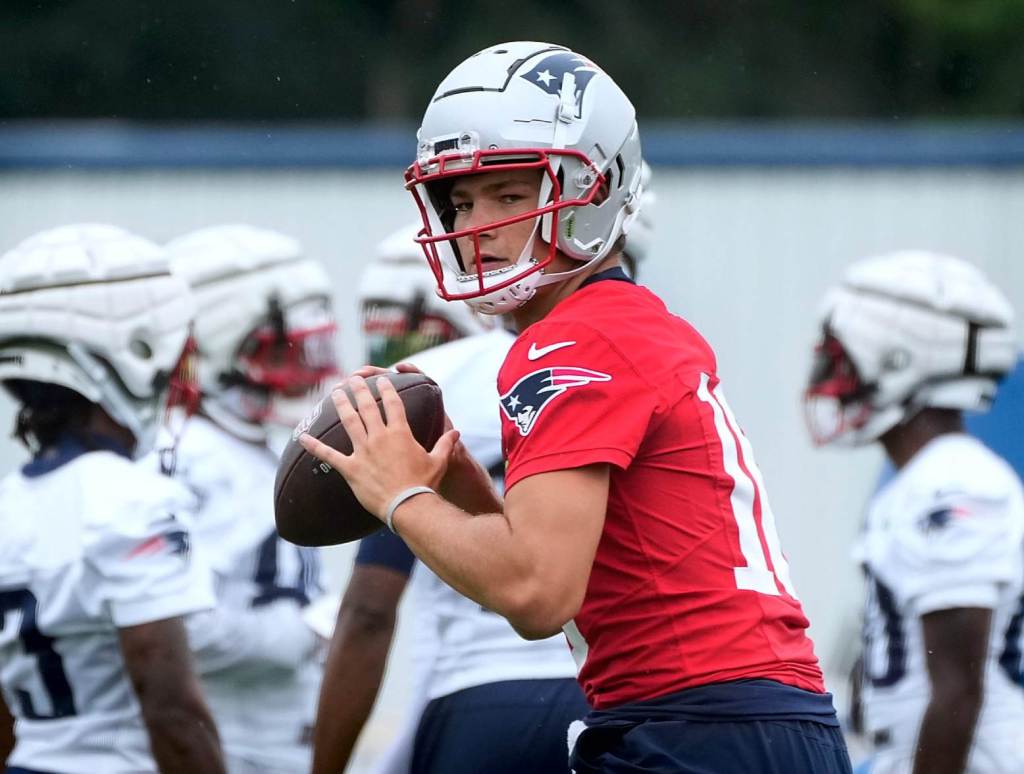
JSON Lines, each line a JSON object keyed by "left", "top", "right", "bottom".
{"left": 350, "top": 362, "right": 456, "bottom": 438}
{"left": 298, "top": 374, "right": 460, "bottom": 521}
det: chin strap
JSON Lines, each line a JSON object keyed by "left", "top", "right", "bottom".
{"left": 533, "top": 254, "right": 609, "bottom": 288}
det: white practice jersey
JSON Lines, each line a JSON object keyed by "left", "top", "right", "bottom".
{"left": 368, "top": 329, "right": 580, "bottom": 774}
{"left": 407, "top": 328, "right": 579, "bottom": 699}
{"left": 857, "top": 434, "right": 1024, "bottom": 774}
{"left": 0, "top": 444, "right": 213, "bottom": 774}
{"left": 165, "top": 416, "right": 323, "bottom": 773}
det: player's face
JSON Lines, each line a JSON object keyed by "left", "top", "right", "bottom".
{"left": 448, "top": 169, "right": 548, "bottom": 276}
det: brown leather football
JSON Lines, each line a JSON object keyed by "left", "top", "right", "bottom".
{"left": 274, "top": 372, "right": 445, "bottom": 547}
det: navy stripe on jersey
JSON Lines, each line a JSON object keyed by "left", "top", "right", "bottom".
{"left": 355, "top": 529, "right": 415, "bottom": 576}
{"left": 22, "top": 433, "right": 131, "bottom": 477}
{"left": 251, "top": 531, "right": 316, "bottom": 608}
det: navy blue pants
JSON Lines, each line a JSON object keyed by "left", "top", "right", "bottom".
{"left": 412, "top": 677, "right": 589, "bottom": 774}
{"left": 570, "top": 680, "right": 852, "bottom": 774}
{"left": 6, "top": 768, "right": 55, "bottom": 774}
{"left": 571, "top": 717, "right": 852, "bottom": 773}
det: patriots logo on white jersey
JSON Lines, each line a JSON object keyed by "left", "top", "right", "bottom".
{"left": 500, "top": 366, "right": 611, "bottom": 436}
{"left": 126, "top": 528, "right": 190, "bottom": 561}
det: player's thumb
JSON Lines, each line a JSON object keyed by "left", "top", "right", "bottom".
{"left": 431, "top": 429, "right": 460, "bottom": 463}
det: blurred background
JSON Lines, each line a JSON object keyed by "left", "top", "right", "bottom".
{"left": 2, "top": 1, "right": 1023, "bottom": 768}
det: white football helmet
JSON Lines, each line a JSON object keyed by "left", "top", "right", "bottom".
{"left": 358, "top": 222, "right": 492, "bottom": 366}
{"left": 0, "top": 223, "right": 196, "bottom": 457}
{"left": 805, "top": 250, "right": 1017, "bottom": 446}
{"left": 405, "top": 41, "right": 644, "bottom": 314}
{"left": 165, "top": 224, "right": 339, "bottom": 435}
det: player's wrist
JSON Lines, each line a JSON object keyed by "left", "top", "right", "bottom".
{"left": 384, "top": 486, "right": 437, "bottom": 534}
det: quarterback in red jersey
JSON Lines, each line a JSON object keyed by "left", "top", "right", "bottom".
{"left": 498, "top": 278, "right": 824, "bottom": 709}
{"left": 298, "top": 41, "right": 852, "bottom": 773}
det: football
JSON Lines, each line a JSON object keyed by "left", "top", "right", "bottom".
{"left": 274, "top": 372, "right": 446, "bottom": 547}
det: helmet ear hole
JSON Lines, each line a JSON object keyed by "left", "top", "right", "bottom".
{"left": 129, "top": 338, "right": 153, "bottom": 360}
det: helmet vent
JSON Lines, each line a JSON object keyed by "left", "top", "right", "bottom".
{"left": 963, "top": 322, "right": 980, "bottom": 375}
{"left": 614, "top": 155, "right": 625, "bottom": 189}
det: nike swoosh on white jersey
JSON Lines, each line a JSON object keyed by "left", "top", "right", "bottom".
{"left": 527, "top": 341, "right": 576, "bottom": 360}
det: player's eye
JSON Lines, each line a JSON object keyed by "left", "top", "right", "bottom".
{"left": 451, "top": 201, "right": 472, "bottom": 213}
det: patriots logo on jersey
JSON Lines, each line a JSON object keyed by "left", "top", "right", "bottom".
{"left": 521, "top": 52, "right": 599, "bottom": 117}
{"left": 920, "top": 504, "right": 972, "bottom": 533}
{"left": 126, "top": 529, "right": 191, "bottom": 561}
{"left": 500, "top": 366, "right": 611, "bottom": 436}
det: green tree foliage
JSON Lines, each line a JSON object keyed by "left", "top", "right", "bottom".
{"left": 1, "top": 0, "right": 1022, "bottom": 120}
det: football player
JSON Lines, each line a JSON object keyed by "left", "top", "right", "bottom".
{"left": 311, "top": 222, "right": 589, "bottom": 774}
{"left": 161, "top": 224, "right": 338, "bottom": 774}
{"left": 805, "top": 251, "right": 1024, "bottom": 774}
{"left": 0, "top": 224, "right": 224, "bottom": 774}
{"left": 293, "top": 42, "right": 852, "bottom": 772}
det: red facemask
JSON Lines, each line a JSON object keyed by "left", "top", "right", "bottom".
{"left": 405, "top": 148, "right": 606, "bottom": 302}
{"left": 803, "top": 333, "right": 873, "bottom": 446}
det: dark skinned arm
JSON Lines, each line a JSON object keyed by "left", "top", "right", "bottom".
{"left": 118, "top": 617, "right": 225, "bottom": 774}
{"left": 0, "top": 691, "right": 14, "bottom": 764}
{"left": 311, "top": 564, "right": 409, "bottom": 774}
{"left": 912, "top": 607, "right": 992, "bottom": 774}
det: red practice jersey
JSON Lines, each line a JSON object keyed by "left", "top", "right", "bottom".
{"left": 498, "top": 273, "right": 825, "bottom": 709}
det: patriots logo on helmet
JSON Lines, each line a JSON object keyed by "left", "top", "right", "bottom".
{"left": 500, "top": 366, "right": 611, "bottom": 436}
{"left": 521, "top": 52, "right": 599, "bottom": 117}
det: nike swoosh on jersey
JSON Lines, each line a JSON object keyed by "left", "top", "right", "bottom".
{"left": 527, "top": 340, "right": 576, "bottom": 360}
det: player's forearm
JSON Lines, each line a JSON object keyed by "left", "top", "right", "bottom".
{"left": 912, "top": 693, "right": 982, "bottom": 774}
{"left": 142, "top": 699, "right": 225, "bottom": 774}
{"left": 0, "top": 693, "right": 14, "bottom": 763}
{"left": 392, "top": 495, "right": 564, "bottom": 637}
{"left": 311, "top": 616, "right": 395, "bottom": 773}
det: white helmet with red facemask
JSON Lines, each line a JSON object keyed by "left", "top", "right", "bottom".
{"left": 0, "top": 223, "right": 197, "bottom": 459}
{"left": 805, "top": 250, "right": 1017, "bottom": 447}
{"left": 358, "top": 222, "right": 491, "bottom": 366}
{"left": 166, "top": 224, "right": 339, "bottom": 438}
{"left": 406, "top": 41, "right": 645, "bottom": 315}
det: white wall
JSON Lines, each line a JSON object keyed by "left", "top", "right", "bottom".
{"left": 1, "top": 166, "right": 1022, "bottom": 762}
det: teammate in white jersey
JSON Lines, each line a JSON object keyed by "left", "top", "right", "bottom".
{"left": 0, "top": 224, "right": 224, "bottom": 774}
{"left": 805, "top": 250, "right": 1024, "bottom": 774}
{"left": 162, "top": 224, "right": 339, "bottom": 774}
{"left": 311, "top": 222, "right": 604, "bottom": 774}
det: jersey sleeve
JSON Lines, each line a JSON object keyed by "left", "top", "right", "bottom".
{"left": 355, "top": 529, "right": 416, "bottom": 576}
{"left": 499, "top": 321, "right": 659, "bottom": 490}
{"left": 185, "top": 599, "right": 318, "bottom": 674}
{"left": 883, "top": 489, "right": 1024, "bottom": 616}
{"left": 84, "top": 484, "right": 214, "bottom": 628}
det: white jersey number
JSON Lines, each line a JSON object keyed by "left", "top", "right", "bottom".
{"left": 697, "top": 374, "right": 798, "bottom": 599}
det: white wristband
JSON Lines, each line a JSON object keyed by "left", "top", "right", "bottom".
{"left": 385, "top": 486, "right": 435, "bottom": 535}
